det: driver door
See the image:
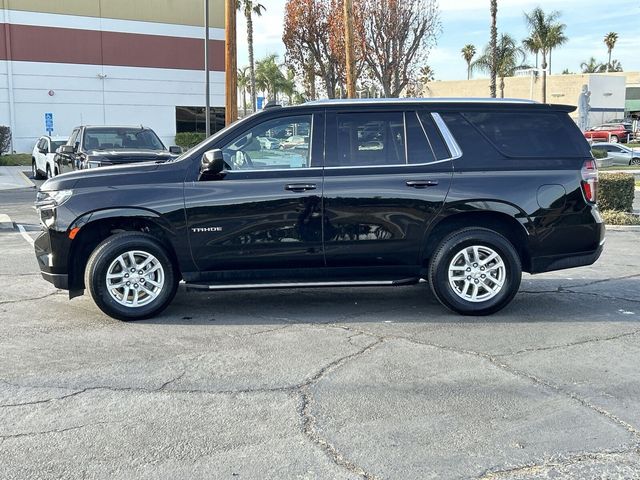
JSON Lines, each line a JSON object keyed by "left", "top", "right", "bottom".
{"left": 184, "top": 111, "right": 325, "bottom": 276}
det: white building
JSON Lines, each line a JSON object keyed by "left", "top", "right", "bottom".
{"left": 1, "top": 0, "right": 226, "bottom": 152}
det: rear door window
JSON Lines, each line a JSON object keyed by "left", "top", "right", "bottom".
{"left": 417, "top": 112, "right": 451, "bottom": 160}
{"left": 461, "top": 111, "right": 590, "bottom": 158}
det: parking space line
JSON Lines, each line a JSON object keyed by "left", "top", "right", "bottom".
{"left": 18, "top": 170, "right": 36, "bottom": 188}
{"left": 17, "top": 224, "right": 35, "bottom": 246}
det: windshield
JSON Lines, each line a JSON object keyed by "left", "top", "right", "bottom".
{"left": 51, "top": 140, "right": 66, "bottom": 151}
{"left": 83, "top": 128, "right": 165, "bottom": 151}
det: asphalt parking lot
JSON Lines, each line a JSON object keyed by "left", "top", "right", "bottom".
{"left": 1, "top": 179, "right": 640, "bottom": 479}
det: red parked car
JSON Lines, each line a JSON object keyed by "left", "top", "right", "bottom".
{"left": 584, "top": 123, "right": 634, "bottom": 143}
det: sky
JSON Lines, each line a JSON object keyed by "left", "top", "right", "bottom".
{"left": 236, "top": 0, "right": 640, "bottom": 82}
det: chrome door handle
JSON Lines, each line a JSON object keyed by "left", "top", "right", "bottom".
{"left": 406, "top": 180, "right": 439, "bottom": 188}
{"left": 285, "top": 183, "right": 316, "bottom": 192}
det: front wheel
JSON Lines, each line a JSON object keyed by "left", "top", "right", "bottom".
{"left": 610, "top": 135, "right": 619, "bottom": 143}
{"left": 32, "top": 160, "right": 45, "bottom": 180}
{"left": 630, "top": 157, "right": 640, "bottom": 166}
{"left": 428, "top": 228, "right": 522, "bottom": 315}
{"left": 84, "top": 232, "right": 179, "bottom": 320}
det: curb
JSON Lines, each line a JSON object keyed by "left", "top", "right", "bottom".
{"left": 605, "top": 225, "right": 640, "bottom": 231}
{"left": 18, "top": 170, "right": 36, "bottom": 188}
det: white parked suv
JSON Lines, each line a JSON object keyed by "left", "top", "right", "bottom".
{"left": 31, "top": 136, "right": 68, "bottom": 179}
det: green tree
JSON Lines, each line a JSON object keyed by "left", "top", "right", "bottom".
{"left": 604, "top": 32, "right": 618, "bottom": 72}
{"left": 461, "top": 44, "right": 476, "bottom": 80}
{"left": 580, "top": 57, "right": 602, "bottom": 73}
{"left": 255, "top": 54, "right": 288, "bottom": 102}
{"left": 237, "top": 67, "right": 250, "bottom": 116}
{"left": 489, "top": 0, "right": 498, "bottom": 97}
{"left": 237, "top": 0, "right": 266, "bottom": 112}
{"left": 523, "top": 7, "right": 567, "bottom": 103}
{"left": 473, "top": 34, "right": 526, "bottom": 98}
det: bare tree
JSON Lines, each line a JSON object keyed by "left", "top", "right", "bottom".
{"left": 360, "top": 0, "right": 440, "bottom": 97}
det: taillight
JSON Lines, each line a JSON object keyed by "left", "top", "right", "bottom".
{"left": 581, "top": 159, "right": 598, "bottom": 203}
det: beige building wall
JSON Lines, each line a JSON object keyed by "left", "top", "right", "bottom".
{"left": 424, "top": 72, "right": 640, "bottom": 121}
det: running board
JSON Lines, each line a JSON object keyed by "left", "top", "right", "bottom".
{"left": 186, "top": 278, "right": 420, "bottom": 291}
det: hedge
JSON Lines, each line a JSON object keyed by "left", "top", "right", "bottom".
{"left": 598, "top": 172, "right": 635, "bottom": 212}
{"left": 591, "top": 148, "right": 607, "bottom": 159}
{"left": 175, "top": 132, "right": 206, "bottom": 149}
{"left": 601, "top": 210, "right": 640, "bottom": 225}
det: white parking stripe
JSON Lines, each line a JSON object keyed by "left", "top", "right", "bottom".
{"left": 17, "top": 224, "right": 35, "bottom": 246}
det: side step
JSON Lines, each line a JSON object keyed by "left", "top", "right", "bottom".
{"left": 186, "top": 278, "right": 420, "bottom": 292}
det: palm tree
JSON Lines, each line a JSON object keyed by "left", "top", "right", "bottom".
{"left": 604, "top": 32, "right": 618, "bottom": 72}
{"left": 522, "top": 35, "right": 539, "bottom": 69}
{"left": 607, "top": 59, "right": 623, "bottom": 72}
{"left": 523, "top": 7, "right": 567, "bottom": 103}
{"left": 237, "top": 1, "right": 266, "bottom": 112}
{"left": 473, "top": 34, "right": 526, "bottom": 98}
{"left": 420, "top": 65, "right": 435, "bottom": 84}
{"left": 580, "top": 57, "right": 602, "bottom": 73}
{"left": 489, "top": 0, "right": 498, "bottom": 97}
{"left": 237, "top": 67, "right": 249, "bottom": 116}
{"left": 255, "top": 54, "right": 288, "bottom": 102}
{"left": 461, "top": 44, "right": 476, "bottom": 80}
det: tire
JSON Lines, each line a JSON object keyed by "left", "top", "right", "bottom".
{"left": 32, "top": 160, "right": 45, "bottom": 180}
{"left": 84, "top": 232, "right": 179, "bottom": 321}
{"left": 428, "top": 228, "right": 522, "bottom": 316}
{"left": 630, "top": 157, "right": 640, "bottom": 166}
{"left": 610, "top": 135, "right": 619, "bottom": 143}
{"left": 46, "top": 165, "right": 52, "bottom": 179}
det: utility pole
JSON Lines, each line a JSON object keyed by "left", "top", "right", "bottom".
{"left": 343, "top": 0, "right": 356, "bottom": 98}
{"left": 225, "top": 0, "right": 238, "bottom": 125}
{"left": 204, "top": 0, "right": 211, "bottom": 136}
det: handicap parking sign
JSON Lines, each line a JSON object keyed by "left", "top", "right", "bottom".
{"left": 44, "top": 113, "right": 54, "bottom": 134}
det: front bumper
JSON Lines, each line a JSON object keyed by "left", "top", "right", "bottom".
{"left": 34, "top": 228, "right": 72, "bottom": 290}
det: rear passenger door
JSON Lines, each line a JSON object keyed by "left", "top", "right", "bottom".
{"left": 322, "top": 109, "right": 454, "bottom": 271}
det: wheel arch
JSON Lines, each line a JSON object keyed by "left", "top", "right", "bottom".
{"left": 422, "top": 207, "right": 534, "bottom": 274}
{"left": 67, "top": 209, "right": 182, "bottom": 295}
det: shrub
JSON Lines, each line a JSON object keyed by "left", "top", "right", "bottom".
{"left": 591, "top": 148, "right": 607, "bottom": 159}
{"left": 0, "top": 125, "right": 10, "bottom": 155}
{"left": 598, "top": 172, "right": 635, "bottom": 212}
{"left": 175, "top": 132, "right": 206, "bottom": 149}
{"left": 601, "top": 210, "right": 640, "bottom": 225}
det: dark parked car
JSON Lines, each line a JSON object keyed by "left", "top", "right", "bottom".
{"left": 55, "top": 125, "right": 182, "bottom": 174}
{"left": 35, "top": 99, "right": 604, "bottom": 320}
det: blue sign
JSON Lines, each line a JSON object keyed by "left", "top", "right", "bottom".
{"left": 44, "top": 113, "right": 54, "bottom": 135}
{"left": 256, "top": 96, "right": 265, "bottom": 110}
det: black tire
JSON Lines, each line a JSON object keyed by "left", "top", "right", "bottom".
{"left": 84, "top": 232, "right": 179, "bottom": 321}
{"left": 32, "top": 160, "right": 45, "bottom": 180}
{"left": 610, "top": 135, "right": 619, "bottom": 143}
{"left": 428, "top": 228, "right": 521, "bottom": 316}
{"left": 630, "top": 157, "right": 640, "bottom": 166}
{"left": 46, "top": 165, "right": 52, "bottom": 179}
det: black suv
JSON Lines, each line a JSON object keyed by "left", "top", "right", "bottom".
{"left": 55, "top": 125, "right": 182, "bottom": 173}
{"left": 34, "top": 99, "right": 604, "bottom": 320}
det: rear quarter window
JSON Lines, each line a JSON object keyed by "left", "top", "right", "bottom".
{"left": 461, "top": 111, "right": 590, "bottom": 158}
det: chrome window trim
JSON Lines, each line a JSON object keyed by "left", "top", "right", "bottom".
{"left": 431, "top": 112, "right": 463, "bottom": 160}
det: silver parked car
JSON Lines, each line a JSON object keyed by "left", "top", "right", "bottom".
{"left": 591, "top": 142, "right": 640, "bottom": 166}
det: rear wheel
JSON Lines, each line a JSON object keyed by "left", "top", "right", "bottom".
{"left": 630, "top": 157, "right": 640, "bottom": 166}
{"left": 85, "top": 232, "right": 179, "bottom": 321}
{"left": 46, "top": 165, "right": 52, "bottom": 179}
{"left": 610, "top": 135, "right": 619, "bottom": 143}
{"left": 428, "top": 228, "right": 521, "bottom": 315}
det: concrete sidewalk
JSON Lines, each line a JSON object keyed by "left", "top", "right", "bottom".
{"left": 0, "top": 166, "right": 35, "bottom": 191}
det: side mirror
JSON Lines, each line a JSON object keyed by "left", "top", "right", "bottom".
{"left": 59, "top": 145, "right": 75, "bottom": 154}
{"left": 169, "top": 145, "right": 183, "bottom": 154}
{"left": 200, "top": 149, "right": 225, "bottom": 176}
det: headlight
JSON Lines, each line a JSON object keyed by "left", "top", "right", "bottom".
{"left": 35, "top": 190, "right": 73, "bottom": 211}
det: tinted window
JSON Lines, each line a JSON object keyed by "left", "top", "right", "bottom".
{"left": 51, "top": 140, "right": 66, "bottom": 152}
{"left": 406, "top": 112, "right": 436, "bottom": 164}
{"left": 69, "top": 130, "right": 80, "bottom": 147}
{"left": 417, "top": 112, "right": 451, "bottom": 160}
{"left": 83, "top": 128, "right": 165, "bottom": 151}
{"left": 462, "top": 111, "right": 590, "bottom": 158}
{"left": 333, "top": 112, "right": 405, "bottom": 167}
{"left": 440, "top": 112, "right": 498, "bottom": 161}
{"left": 222, "top": 115, "right": 312, "bottom": 170}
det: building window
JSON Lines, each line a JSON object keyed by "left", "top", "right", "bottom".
{"left": 176, "top": 107, "right": 226, "bottom": 134}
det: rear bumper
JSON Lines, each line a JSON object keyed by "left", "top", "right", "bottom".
{"left": 530, "top": 241, "right": 604, "bottom": 273}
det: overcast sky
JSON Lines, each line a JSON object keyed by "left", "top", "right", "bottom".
{"left": 236, "top": 0, "right": 640, "bottom": 81}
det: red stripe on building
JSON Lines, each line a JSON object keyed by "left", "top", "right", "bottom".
{"left": 0, "top": 24, "right": 224, "bottom": 71}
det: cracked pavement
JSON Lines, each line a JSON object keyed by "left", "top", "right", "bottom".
{"left": 1, "top": 186, "right": 640, "bottom": 479}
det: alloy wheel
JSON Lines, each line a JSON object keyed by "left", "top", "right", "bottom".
{"left": 448, "top": 245, "right": 506, "bottom": 303}
{"left": 105, "top": 250, "right": 165, "bottom": 308}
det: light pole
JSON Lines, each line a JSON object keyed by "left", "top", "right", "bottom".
{"left": 204, "top": 0, "right": 210, "bottom": 137}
